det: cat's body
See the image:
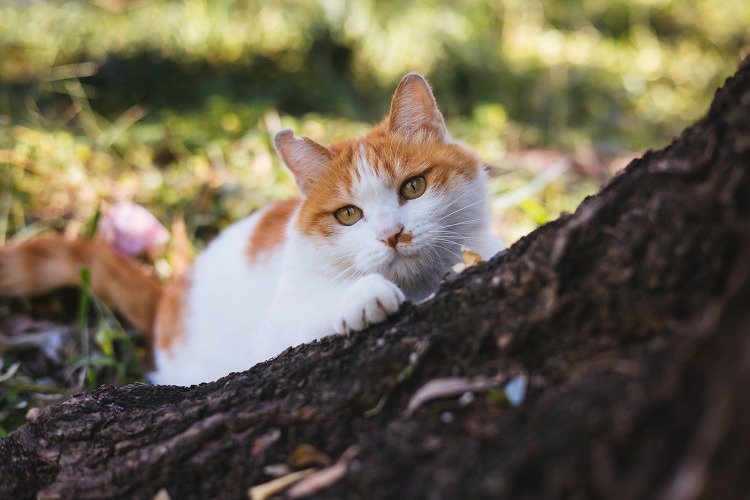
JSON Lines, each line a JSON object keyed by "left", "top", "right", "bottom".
{"left": 0, "top": 74, "right": 503, "bottom": 385}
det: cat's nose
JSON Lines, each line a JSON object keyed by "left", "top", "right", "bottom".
{"left": 382, "top": 228, "right": 404, "bottom": 248}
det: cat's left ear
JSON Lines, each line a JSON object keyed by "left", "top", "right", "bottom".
{"left": 388, "top": 73, "right": 449, "bottom": 143}
{"left": 274, "top": 129, "right": 331, "bottom": 197}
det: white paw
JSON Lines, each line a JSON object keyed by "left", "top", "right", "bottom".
{"left": 333, "top": 274, "right": 405, "bottom": 335}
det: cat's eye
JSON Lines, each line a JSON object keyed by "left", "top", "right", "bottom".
{"left": 334, "top": 205, "right": 363, "bottom": 226}
{"left": 400, "top": 176, "right": 426, "bottom": 200}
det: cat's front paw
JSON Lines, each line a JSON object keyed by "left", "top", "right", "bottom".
{"left": 334, "top": 274, "right": 405, "bottom": 335}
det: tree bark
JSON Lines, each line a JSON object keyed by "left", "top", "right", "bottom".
{"left": 2, "top": 57, "right": 750, "bottom": 500}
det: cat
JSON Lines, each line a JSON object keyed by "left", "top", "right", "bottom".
{"left": 0, "top": 73, "right": 503, "bottom": 385}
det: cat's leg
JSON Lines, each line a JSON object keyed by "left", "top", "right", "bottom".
{"left": 331, "top": 273, "right": 405, "bottom": 334}
{"left": 258, "top": 273, "right": 405, "bottom": 359}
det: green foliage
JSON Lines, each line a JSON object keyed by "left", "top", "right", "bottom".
{"left": 1, "top": 0, "right": 747, "bottom": 147}
{"left": 0, "top": 260, "right": 147, "bottom": 433}
{"left": 74, "top": 263, "right": 146, "bottom": 388}
{"left": 0, "top": 0, "right": 746, "bottom": 279}
{"left": 1, "top": 0, "right": 747, "bottom": 246}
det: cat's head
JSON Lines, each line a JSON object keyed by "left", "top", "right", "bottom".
{"left": 274, "top": 73, "right": 493, "bottom": 300}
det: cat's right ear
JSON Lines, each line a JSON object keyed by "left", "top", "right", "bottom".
{"left": 388, "top": 73, "right": 449, "bottom": 143}
{"left": 274, "top": 129, "right": 331, "bottom": 197}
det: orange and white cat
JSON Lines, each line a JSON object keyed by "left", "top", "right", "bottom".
{"left": 0, "top": 73, "right": 503, "bottom": 385}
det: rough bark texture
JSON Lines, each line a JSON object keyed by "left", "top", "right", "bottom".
{"left": 2, "top": 57, "right": 750, "bottom": 500}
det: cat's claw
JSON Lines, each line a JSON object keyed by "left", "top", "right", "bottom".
{"left": 334, "top": 274, "right": 405, "bottom": 335}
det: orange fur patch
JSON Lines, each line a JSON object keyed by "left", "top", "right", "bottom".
{"left": 0, "top": 239, "right": 76, "bottom": 296}
{"left": 247, "top": 199, "right": 300, "bottom": 263}
{"left": 398, "top": 231, "right": 413, "bottom": 245}
{"left": 295, "top": 124, "right": 481, "bottom": 239}
{"left": 155, "top": 272, "right": 191, "bottom": 354}
{"left": 0, "top": 237, "right": 162, "bottom": 337}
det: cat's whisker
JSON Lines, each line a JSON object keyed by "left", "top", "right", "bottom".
{"left": 421, "top": 190, "right": 478, "bottom": 225}
{"left": 422, "top": 224, "right": 492, "bottom": 237}
{"left": 323, "top": 262, "right": 361, "bottom": 288}
{"left": 426, "top": 201, "right": 487, "bottom": 227}
{"left": 441, "top": 218, "right": 492, "bottom": 229}
{"left": 421, "top": 228, "right": 496, "bottom": 244}
{"left": 427, "top": 233, "right": 497, "bottom": 245}
{"left": 431, "top": 232, "right": 484, "bottom": 243}
{"left": 425, "top": 228, "right": 497, "bottom": 239}
{"left": 432, "top": 197, "right": 490, "bottom": 223}
{"left": 424, "top": 246, "right": 445, "bottom": 266}
{"left": 427, "top": 242, "right": 463, "bottom": 260}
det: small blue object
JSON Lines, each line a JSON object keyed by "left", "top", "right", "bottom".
{"left": 504, "top": 375, "right": 528, "bottom": 407}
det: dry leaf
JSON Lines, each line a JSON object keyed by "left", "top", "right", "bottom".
{"left": 286, "top": 462, "right": 347, "bottom": 498}
{"left": 462, "top": 246, "right": 484, "bottom": 266}
{"left": 248, "top": 468, "right": 315, "bottom": 500}
{"left": 286, "top": 443, "right": 332, "bottom": 469}
{"left": 406, "top": 376, "right": 505, "bottom": 416}
{"left": 286, "top": 446, "right": 359, "bottom": 498}
{"left": 152, "top": 488, "right": 171, "bottom": 500}
{"left": 452, "top": 246, "right": 485, "bottom": 273}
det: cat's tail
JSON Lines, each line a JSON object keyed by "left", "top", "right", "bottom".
{"left": 0, "top": 236, "right": 162, "bottom": 338}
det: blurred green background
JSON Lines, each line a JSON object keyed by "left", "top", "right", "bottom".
{"left": 0, "top": 0, "right": 749, "bottom": 434}
{"left": 2, "top": 0, "right": 748, "bottom": 248}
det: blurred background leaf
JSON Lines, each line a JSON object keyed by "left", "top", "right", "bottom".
{"left": 1, "top": 0, "right": 748, "bottom": 245}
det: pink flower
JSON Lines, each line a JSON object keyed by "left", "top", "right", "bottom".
{"left": 97, "top": 202, "right": 169, "bottom": 256}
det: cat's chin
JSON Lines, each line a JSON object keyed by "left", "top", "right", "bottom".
{"left": 370, "top": 246, "right": 420, "bottom": 270}
{"left": 363, "top": 251, "right": 400, "bottom": 277}
{"left": 370, "top": 248, "right": 446, "bottom": 288}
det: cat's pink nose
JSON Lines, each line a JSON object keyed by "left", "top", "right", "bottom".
{"left": 383, "top": 228, "right": 404, "bottom": 248}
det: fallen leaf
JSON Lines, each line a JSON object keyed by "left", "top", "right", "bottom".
{"left": 153, "top": 488, "right": 171, "bottom": 500}
{"left": 406, "top": 375, "right": 505, "bottom": 416}
{"left": 248, "top": 468, "right": 315, "bottom": 500}
{"left": 286, "top": 462, "right": 347, "bottom": 498}
{"left": 451, "top": 246, "right": 485, "bottom": 274}
{"left": 286, "top": 446, "right": 359, "bottom": 498}
{"left": 462, "top": 246, "right": 484, "bottom": 266}
{"left": 286, "top": 443, "right": 332, "bottom": 469}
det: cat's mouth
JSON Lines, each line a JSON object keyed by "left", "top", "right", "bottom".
{"left": 383, "top": 242, "right": 426, "bottom": 266}
{"left": 359, "top": 235, "right": 435, "bottom": 276}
